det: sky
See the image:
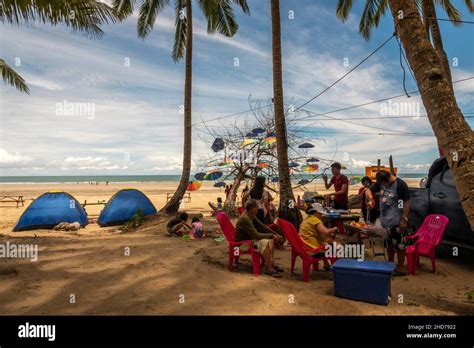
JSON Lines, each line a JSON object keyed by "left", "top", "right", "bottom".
{"left": 0, "top": 0, "right": 473, "bottom": 176}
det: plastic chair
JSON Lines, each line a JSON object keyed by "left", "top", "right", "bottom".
{"left": 406, "top": 214, "right": 449, "bottom": 275}
{"left": 277, "top": 218, "right": 336, "bottom": 282}
{"left": 215, "top": 212, "right": 262, "bottom": 276}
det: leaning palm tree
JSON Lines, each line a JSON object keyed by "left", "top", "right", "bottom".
{"left": 114, "top": 0, "right": 249, "bottom": 215}
{"left": 336, "top": 0, "right": 474, "bottom": 228}
{"left": 0, "top": 0, "right": 119, "bottom": 93}
{"left": 270, "top": 0, "right": 299, "bottom": 224}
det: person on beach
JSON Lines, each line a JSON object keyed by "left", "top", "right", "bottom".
{"left": 322, "top": 162, "right": 349, "bottom": 210}
{"left": 358, "top": 176, "right": 378, "bottom": 223}
{"left": 166, "top": 212, "right": 192, "bottom": 237}
{"left": 241, "top": 184, "right": 249, "bottom": 207}
{"left": 242, "top": 176, "right": 274, "bottom": 224}
{"left": 235, "top": 199, "right": 284, "bottom": 277}
{"left": 189, "top": 216, "right": 204, "bottom": 239}
{"left": 376, "top": 170, "right": 410, "bottom": 276}
{"left": 208, "top": 197, "right": 223, "bottom": 215}
{"left": 299, "top": 203, "right": 339, "bottom": 270}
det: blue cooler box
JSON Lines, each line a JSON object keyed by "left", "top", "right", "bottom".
{"left": 331, "top": 259, "right": 396, "bottom": 305}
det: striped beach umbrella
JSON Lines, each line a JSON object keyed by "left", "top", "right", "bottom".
{"left": 306, "top": 157, "right": 320, "bottom": 163}
{"left": 261, "top": 136, "right": 277, "bottom": 146}
{"left": 252, "top": 127, "right": 265, "bottom": 134}
{"left": 194, "top": 172, "right": 206, "bottom": 180}
{"left": 204, "top": 170, "right": 223, "bottom": 181}
{"left": 186, "top": 181, "right": 202, "bottom": 191}
{"left": 257, "top": 162, "right": 269, "bottom": 168}
{"left": 214, "top": 182, "right": 226, "bottom": 188}
{"left": 288, "top": 162, "right": 299, "bottom": 168}
{"left": 240, "top": 138, "right": 258, "bottom": 147}
{"left": 301, "top": 164, "right": 319, "bottom": 172}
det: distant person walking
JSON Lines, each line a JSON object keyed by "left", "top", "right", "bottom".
{"left": 323, "top": 162, "right": 349, "bottom": 210}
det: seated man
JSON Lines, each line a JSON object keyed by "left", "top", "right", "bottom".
{"left": 166, "top": 212, "right": 192, "bottom": 237}
{"left": 235, "top": 199, "right": 284, "bottom": 278}
{"left": 299, "top": 203, "right": 339, "bottom": 270}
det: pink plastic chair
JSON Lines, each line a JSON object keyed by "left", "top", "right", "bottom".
{"left": 277, "top": 218, "right": 336, "bottom": 282}
{"left": 215, "top": 212, "right": 262, "bottom": 276}
{"left": 406, "top": 214, "right": 449, "bottom": 275}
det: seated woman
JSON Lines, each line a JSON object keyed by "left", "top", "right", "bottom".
{"left": 235, "top": 199, "right": 284, "bottom": 278}
{"left": 166, "top": 212, "right": 192, "bottom": 237}
{"left": 299, "top": 203, "right": 339, "bottom": 270}
{"left": 358, "top": 176, "right": 378, "bottom": 223}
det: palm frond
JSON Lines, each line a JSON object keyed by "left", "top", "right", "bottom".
{"left": 359, "top": 0, "right": 387, "bottom": 40}
{"left": 112, "top": 0, "right": 136, "bottom": 20}
{"left": 465, "top": 0, "right": 474, "bottom": 13}
{"left": 172, "top": 0, "right": 186, "bottom": 62}
{"left": 208, "top": 0, "right": 238, "bottom": 36}
{"left": 232, "top": 0, "right": 250, "bottom": 14}
{"left": 0, "top": 0, "right": 120, "bottom": 39}
{"left": 0, "top": 59, "right": 30, "bottom": 94}
{"left": 336, "top": 0, "right": 354, "bottom": 22}
{"left": 137, "top": 0, "right": 170, "bottom": 38}
{"left": 435, "top": 0, "right": 462, "bottom": 26}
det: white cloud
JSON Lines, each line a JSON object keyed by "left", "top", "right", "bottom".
{"left": 0, "top": 149, "right": 31, "bottom": 165}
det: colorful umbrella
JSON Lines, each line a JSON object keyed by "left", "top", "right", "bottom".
{"left": 298, "top": 179, "right": 310, "bottom": 185}
{"left": 301, "top": 164, "right": 319, "bottom": 172}
{"left": 288, "top": 162, "right": 299, "bottom": 168}
{"left": 261, "top": 136, "right": 277, "bottom": 146}
{"left": 306, "top": 157, "right": 320, "bottom": 163}
{"left": 266, "top": 132, "right": 276, "bottom": 137}
{"left": 204, "top": 170, "right": 223, "bottom": 181}
{"left": 256, "top": 162, "right": 269, "bottom": 168}
{"left": 186, "top": 181, "right": 202, "bottom": 191}
{"left": 211, "top": 138, "right": 225, "bottom": 152}
{"left": 240, "top": 138, "right": 258, "bottom": 147}
{"left": 252, "top": 127, "right": 265, "bottom": 134}
{"left": 214, "top": 182, "right": 226, "bottom": 188}
{"left": 298, "top": 142, "right": 314, "bottom": 149}
{"left": 194, "top": 172, "right": 206, "bottom": 180}
{"left": 246, "top": 132, "right": 257, "bottom": 138}
{"left": 218, "top": 158, "right": 234, "bottom": 167}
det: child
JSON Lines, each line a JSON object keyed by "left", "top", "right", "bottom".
{"left": 216, "top": 197, "right": 223, "bottom": 211}
{"left": 208, "top": 197, "right": 224, "bottom": 216}
{"left": 166, "top": 212, "right": 191, "bottom": 237}
{"left": 189, "top": 216, "right": 205, "bottom": 239}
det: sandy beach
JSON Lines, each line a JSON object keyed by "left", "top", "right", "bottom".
{"left": 0, "top": 179, "right": 473, "bottom": 315}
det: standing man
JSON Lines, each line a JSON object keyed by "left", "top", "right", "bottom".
{"left": 323, "top": 162, "right": 349, "bottom": 210}
{"left": 375, "top": 170, "right": 410, "bottom": 276}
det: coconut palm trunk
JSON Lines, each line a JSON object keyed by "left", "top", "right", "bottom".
{"left": 270, "top": 0, "right": 297, "bottom": 221}
{"left": 162, "top": 0, "right": 193, "bottom": 214}
{"left": 388, "top": 0, "right": 474, "bottom": 228}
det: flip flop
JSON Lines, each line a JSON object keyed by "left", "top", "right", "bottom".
{"left": 273, "top": 265, "right": 284, "bottom": 273}
{"left": 265, "top": 271, "right": 282, "bottom": 278}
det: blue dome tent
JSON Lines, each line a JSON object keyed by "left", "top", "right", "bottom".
{"left": 98, "top": 189, "right": 157, "bottom": 226}
{"left": 13, "top": 191, "right": 88, "bottom": 231}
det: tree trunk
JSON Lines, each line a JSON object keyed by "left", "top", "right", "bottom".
{"left": 270, "top": 0, "right": 296, "bottom": 221}
{"left": 388, "top": 0, "right": 474, "bottom": 229}
{"left": 161, "top": 0, "right": 193, "bottom": 215}
{"left": 425, "top": 0, "right": 454, "bottom": 92}
{"left": 225, "top": 165, "right": 250, "bottom": 207}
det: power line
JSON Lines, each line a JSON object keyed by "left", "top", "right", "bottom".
{"left": 295, "top": 33, "right": 396, "bottom": 111}
{"left": 292, "top": 76, "right": 474, "bottom": 123}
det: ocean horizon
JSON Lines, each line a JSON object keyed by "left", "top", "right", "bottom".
{"left": 0, "top": 173, "right": 428, "bottom": 184}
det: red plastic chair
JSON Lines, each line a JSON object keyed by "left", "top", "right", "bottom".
{"left": 215, "top": 212, "right": 262, "bottom": 276}
{"left": 406, "top": 214, "right": 449, "bottom": 275}
{"left": 277, "top": 218, "right": 336, "bottom": 282}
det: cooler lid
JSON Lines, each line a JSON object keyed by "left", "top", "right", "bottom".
{"left": 332, "top": 259, "right": 396, "bottom": 274}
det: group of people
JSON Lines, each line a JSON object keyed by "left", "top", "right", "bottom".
{"left": 166, "top": 163, "right": 411, "bottom": 277}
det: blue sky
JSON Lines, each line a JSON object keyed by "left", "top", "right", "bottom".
{"left": 0, "top": 0, "right": 473, "bottom": 176}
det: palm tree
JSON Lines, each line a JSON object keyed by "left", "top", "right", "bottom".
{"left": 114, "top": 0, "right": 249, "bottom": 214}
{"left": 0, "top": 0, "right": 119, "bottom": 93}
{"left": 336, "top": 0, "right": 474, "bottom": 228}
{"left": 270, "top": 0, "right": 299, "bottom": 224}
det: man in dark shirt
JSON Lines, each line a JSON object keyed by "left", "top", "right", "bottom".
{"left": 235, "top": 199, "right": 284, "bottom": 277}
{"left": 376, "top": 171, "right": 410, "bottom": 276}
{"left": 323, "top": 162, "right": 349, "bottom": 210}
